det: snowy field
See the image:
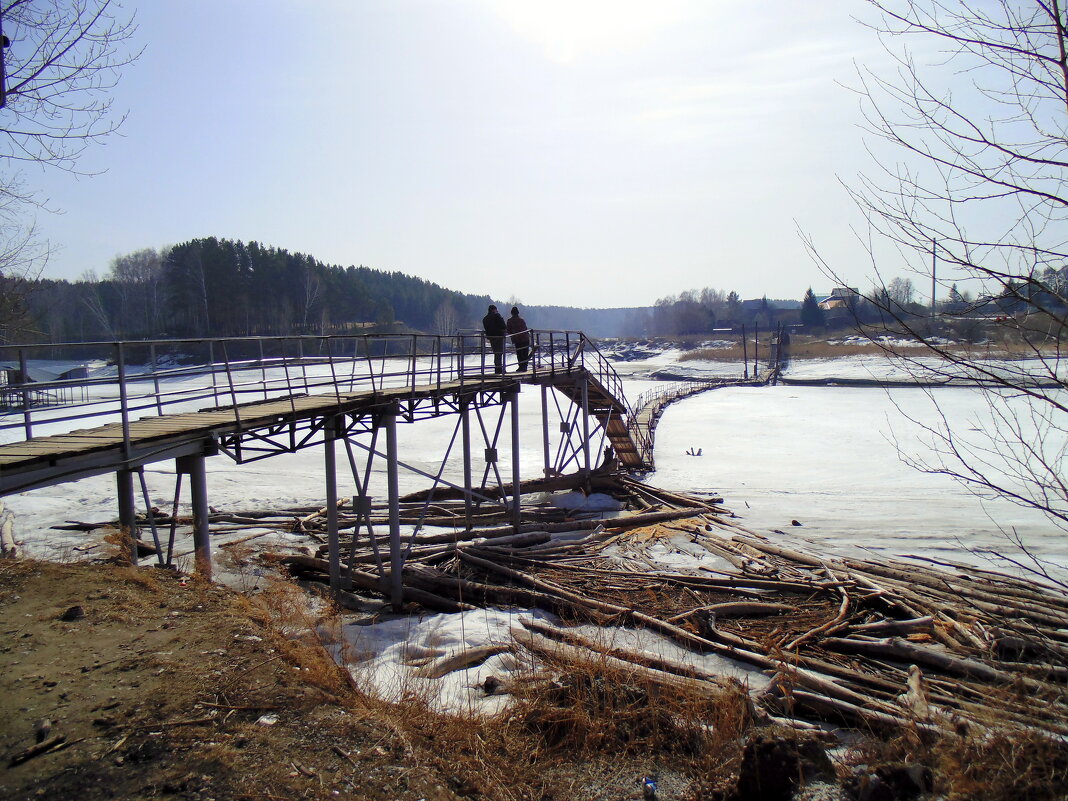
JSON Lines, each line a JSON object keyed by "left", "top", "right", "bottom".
{"left": 2, "top": 348, "right": 1065, "bottom": 710}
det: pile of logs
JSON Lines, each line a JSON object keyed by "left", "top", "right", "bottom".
{"left": 54, "top": 473, "right": 1068, "bottom": 735}
{"left": 271, "top": 477, "right": 1068, "bottom": 737}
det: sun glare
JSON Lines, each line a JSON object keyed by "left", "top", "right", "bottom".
{"left": 485, "top": 0, "right": 690, "bottom": 63}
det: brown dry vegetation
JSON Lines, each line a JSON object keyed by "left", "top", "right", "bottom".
{"left": 3, "top": 558, "right": 1068, "bottom": 801}
{"left": 676, "top": 330, "right": 1062, "bottom": 363}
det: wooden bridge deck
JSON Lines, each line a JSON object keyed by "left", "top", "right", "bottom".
{"left": 0, "top": 369, "right": 647, "bottom": 495}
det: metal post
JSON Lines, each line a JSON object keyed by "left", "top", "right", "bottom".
{"left": 325, "top": 416, "right": 340, "bottom": 591}
{"left": 116, "top": 342, "right": 131, "bottom": 460}
{"left": 931, "top": 238, "right": 937, "bottom": 317}
{"left": 541, "top": 384, "right": 551, "bottom": 478}
{"left": 754, "top": 322, "right": 760, "bottom": 376}
{"left": 259, "top": 339, "right": 268, "bottom": 400}
{"left": 580, "top": 378, "right": 592, "bottom": 476}
{"left": 741, "top": 324, "right": 748, "bottom": 380}
{"left": 150, "top": 343, "right": 163, "bottom": 416}
{"left": 461, "top": 395, "right": 473, "bottom": 530}
{"left": 385, "top": 404, "right": 403, "bottom": 610}
{"left": 116, "top": 469, "right": 138, "bottom": 565}
{"left": 207, "top": 340, "right": 218, "bottom": 398}
{"left": 18, "top": 347, "right": 31, "bottom": 439}
{"left": 179, "top": 454, "right": 212, "bottom": 579}
{"left": 510, "top": 387, "right": 521, "bottom": 530}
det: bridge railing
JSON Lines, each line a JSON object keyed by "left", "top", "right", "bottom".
{"left": 0, "top": 331, "right": 636, "bottom": 446}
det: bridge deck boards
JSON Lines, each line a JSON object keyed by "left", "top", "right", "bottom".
{"left": 0, "top": 377, "right": 519, "bottom": 469}
{"left": 1, "top": 372, "right": 617, "bottom": 476}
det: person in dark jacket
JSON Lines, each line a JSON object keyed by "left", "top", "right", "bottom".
{"left": 482, "top": 304, "right": 507, "bottom": 373}
{"left": 506, "top": 306, "right": 531, "bottom": 372}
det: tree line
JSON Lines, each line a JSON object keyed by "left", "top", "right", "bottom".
{"left": 18, "top": 237, "right": 492, "bottom": 342}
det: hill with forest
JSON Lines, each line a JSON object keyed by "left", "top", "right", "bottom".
{"left": 11, "top": 237, "right": 651, "bottom": 343}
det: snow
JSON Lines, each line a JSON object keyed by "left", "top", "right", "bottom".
{"left": 3, "top": 349, "right": 1066, "bottom": 713}
{"left": 336, "top": 607, "right": 767, "bottom": 714}
{"left": 550, "top": 491, "right": 624, "bottom": 511}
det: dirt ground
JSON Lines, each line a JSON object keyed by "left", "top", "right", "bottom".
{"left": 0, "top": 558, "right": 495, "bottom": 801}
{"left": 1, "top": 559, "right": 723, "bottom": 801}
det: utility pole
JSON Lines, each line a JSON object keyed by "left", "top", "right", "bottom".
{"left": 931, "top": 238, "right": 937, "bottom": 317}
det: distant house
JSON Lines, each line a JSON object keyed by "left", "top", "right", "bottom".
{"left": 818, "top": 287, "right": 860, "bottom": 311}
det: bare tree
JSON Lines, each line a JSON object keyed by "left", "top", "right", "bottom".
{"left": 433, "top": 300, "right": 459, "bottom": 336}
{"left": 109, "top": 246, "right": 161, "bottom": 337}
{"left": 0, "top": 0, "right": 139, "bottom": 340}
{"left": 810, "top": 1, "right": 1068, "bottom": 549}
{"left": 1, "top": 0, "right": 139, "bottom": 170}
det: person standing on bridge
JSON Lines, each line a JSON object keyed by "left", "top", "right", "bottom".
{"left": 506, "top": 306, "right": 531, "bottom": 372}
{"left": 482, "top": 304, "right": 507, "bottom": 374}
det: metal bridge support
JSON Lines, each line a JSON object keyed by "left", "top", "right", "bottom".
{"left": 510, "top": 387, "right": 521, "bottom": 529}
{"left": 461, "top": 395, "right": 473, "bottom": 530}
{"left": 116, "top": 469, "right": 138, "bottom": 565}
{"left": 580, "top": 378, "right": 592, "bottom": 476}
{"left": 541, "top": 385, "right": 552, "bottom": 478}
{"left": 325, "top": 416, "right": 341, "bottom": 592}
{"left": 177, "top": 454, "right": 212, "bottom": 579}
{"left": 385, "top": 403, "right": 404, "bottom": 611}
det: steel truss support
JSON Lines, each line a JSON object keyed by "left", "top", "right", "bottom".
{"left": 462, "top": 395, "right": 473, "bottom": 529}
{"left": 325, "top": 415, "right": 341, "bottom": 592}
{"left": 510, "top": 387, "right": 521, "bottom": 528}
{"left": 342, "top": 422, "right": 383, "bottom": 584}
{"left": 385, "top": 403, "right": 403, "bottom": 610}
{"left": 541, "top": 383, "right": 604, "bottom": 477}
{"left": 580, "top": 378, "right": 592, "bottom": 476}
{"left": 541, "top": 385, "right": 552, "bottom": 478}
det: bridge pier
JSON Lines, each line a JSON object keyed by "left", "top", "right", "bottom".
{"left": 116, "top": 469, "right": 138, "bottom": 565}
{"left": 510, "top": 387, "right": 521, "bottom": 528}
{"left": 177, "top": 454, "right": 212, "bottom": 579}
{"left": 385, "top": 403, "right": 403, "bottom": 611}
{"left": 325, "top": 416, "right": 341, "bottom": 592}
{"left": 540, "top": 385, "right": 552, "bottom": 478}
{"left": 461, "top": 395, "right": 473, "bottom": 530}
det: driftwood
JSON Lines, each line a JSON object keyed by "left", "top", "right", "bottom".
{"left": 413, "top": 644, "right": 512, "bottom": 679}
{"left": 520, "top": 618, "right": 736, "bottom": 689}
{"left": 248, "top": 474, "right": 1068, "bottom": 737}
{"left": 510, "top": 627, "right": 730, "bottom": 700}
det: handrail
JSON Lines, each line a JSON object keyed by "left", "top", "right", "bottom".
{"left": 0, "top": 330, "right": 642, "bottom": 462}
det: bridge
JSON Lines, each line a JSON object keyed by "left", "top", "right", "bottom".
{"left": 0, "top": 332, "right": 658, "bottom": 599}
{"left": 0, "top": 331, "right": 761, "bottom": 606}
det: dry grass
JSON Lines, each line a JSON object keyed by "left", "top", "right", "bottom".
{"left": 506, "top": 658, "right": 753, "bottom": 759}
{"left": 677, "top": 329, "right": 1065, "bottom": 364}
{"left": 848, "top": 718, "right": 1068, "bottom": 801}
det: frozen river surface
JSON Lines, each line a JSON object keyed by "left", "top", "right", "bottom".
{"left": 649, "top": 384, "right": 1067, "bottom": 575}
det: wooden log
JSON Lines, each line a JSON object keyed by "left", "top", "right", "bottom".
{"left": 842, "top": 559, "right": 1068, "bottom": 628}
{"left": 851, "top": 616, "right": 934, "bottom": 636}
{"left": 9, "top": 735, "right": 68, "bottom": 766}
{"left": 413, "top": 644, "right": 512, "bottom": 679}
{"left": 519, "top": 618, "right": 736, "bottom": 688}
{"left": 784, "top": 584, "right": 851, "bottom": 651}
{"left": 510, "top": 627, "right": 728, "bottom": 699}
{"left": 765, "top": 664, "right": 902, "bottom": 718}
{"left": 781, "top": 689, "right": 939, "bottom": 735}
{"left": 728, "top": 534, "right": 826, "bottom": 568}
{"left": 821, "top": 636, "right": 1016, "bottom": 685}
{"left": 458, "top": 549, "right": 778, "bottom": 671}
{"left": 665, "top": 602, "right": 796, "bottom": 623}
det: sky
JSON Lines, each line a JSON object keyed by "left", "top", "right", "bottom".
{"left": 18, "top": 0, "right": 899, "bottom": 308}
